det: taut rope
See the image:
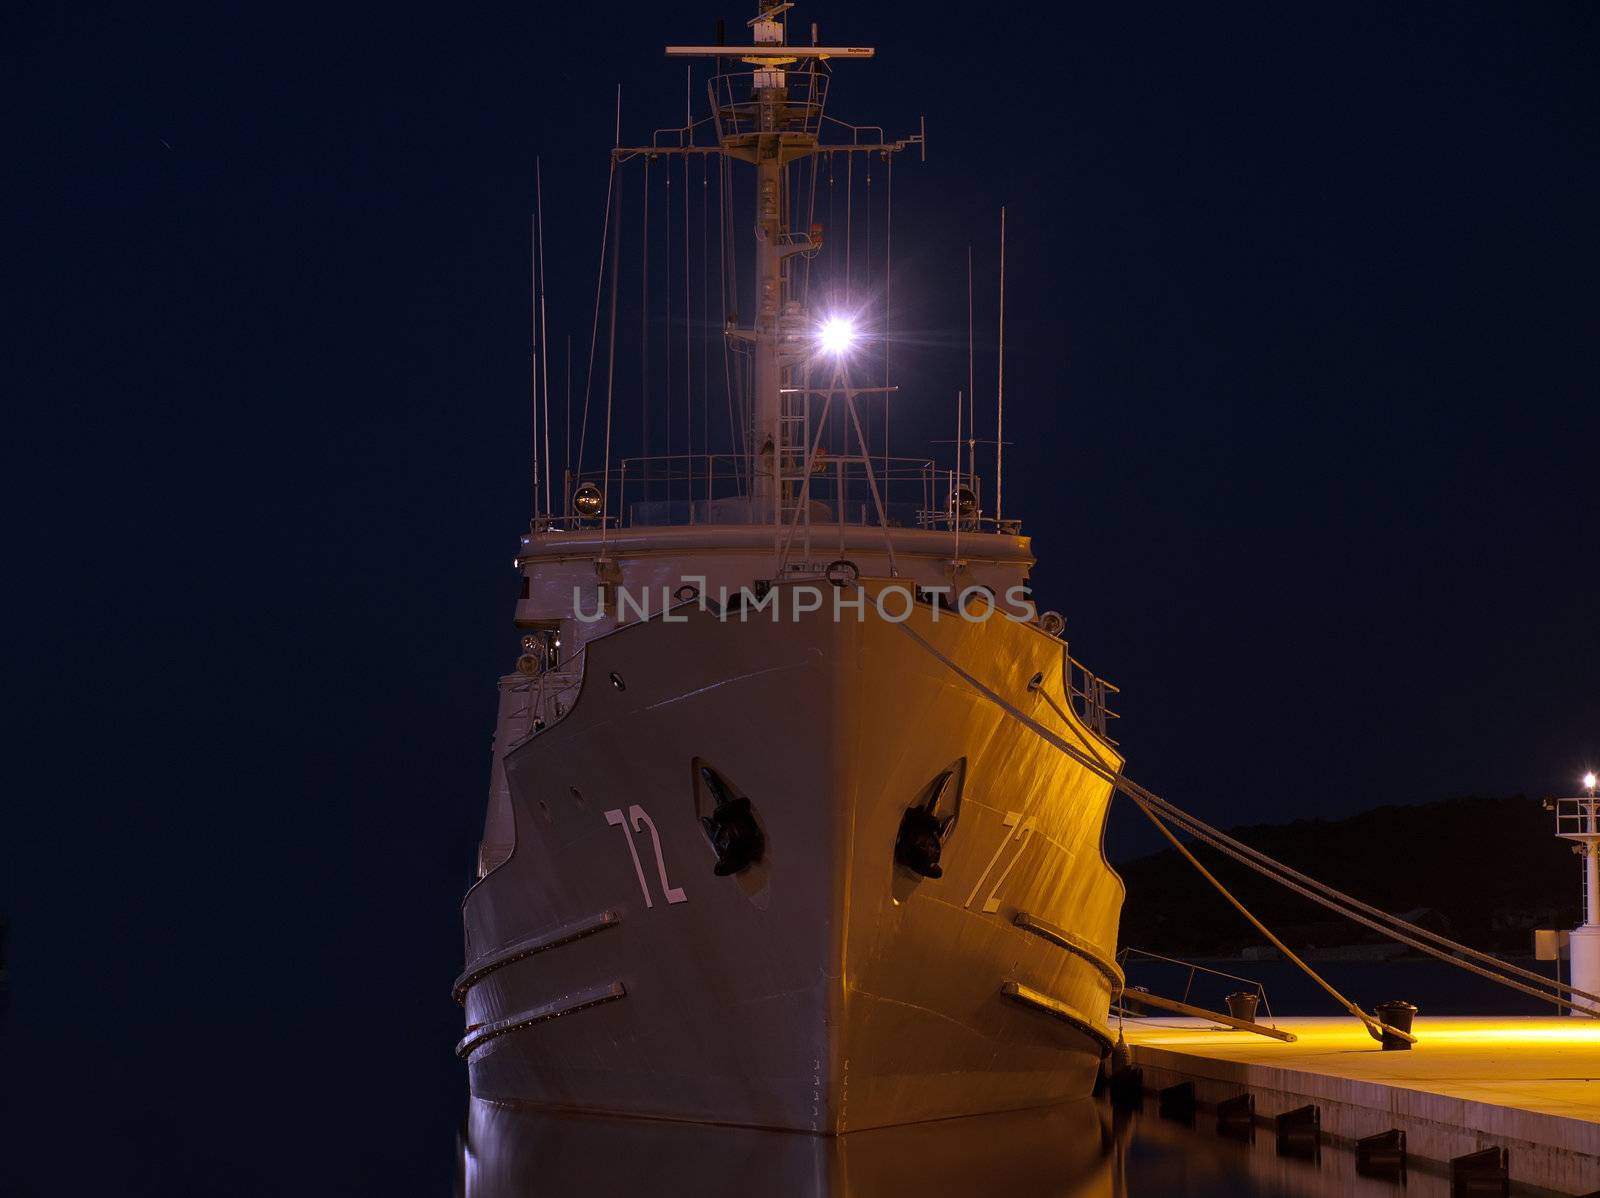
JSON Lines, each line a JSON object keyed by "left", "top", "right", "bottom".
{"left": 893, "top": 616, "right": 1597, "bottom": 1037}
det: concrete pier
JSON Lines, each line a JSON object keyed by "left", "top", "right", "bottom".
{"left": 1122, "top": 1016, "right": 1600, "bottom": 1195}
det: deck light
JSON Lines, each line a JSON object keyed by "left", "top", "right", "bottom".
{"left": 818, "top": 316, "right": 856, "bottom": 355}
{"left": 1585, "top": 772, "right": 1597, "bottom": 795}
{"left": 573, "top": 481, "right": 604, "bottom": 517}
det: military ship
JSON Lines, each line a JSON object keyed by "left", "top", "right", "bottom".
{"left": 456, "top": 3, "right": 1128, "bottom": 1133}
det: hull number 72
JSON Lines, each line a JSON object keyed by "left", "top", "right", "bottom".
{"left": 963, "top": 810, "right": 1037, "bottom": 913}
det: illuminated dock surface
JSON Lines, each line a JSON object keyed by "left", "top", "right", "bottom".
{"left": 1123, "top": 1016, "right": 1600, "bottom": 1194}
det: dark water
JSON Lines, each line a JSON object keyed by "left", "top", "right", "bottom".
{"left": 447, "top": 955, "right": 1559, "bottom": 1196}
{"left": 0, "top": 838, "right": 1551, "bottom": 1198}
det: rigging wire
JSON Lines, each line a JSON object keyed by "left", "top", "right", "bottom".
{"left": 952, "top": 391, "right": 963, "bottom": 561}
{"left": 844, "top": 147, "right": 853, "bottom": 302}
{"left": 530, "top": 210, "right": 540, "bottom": 518}
{"left": 968, "top": 357, "right": 976, "bottom": 491}
{"left": 701, "top": 148, "right": 711, "bottom": 501}
{"left": 888, "top": 616, "right": 1598, "bottom": 1036}
{"left": 883, "top": 155, "right": 892, "bottom": 481}
{"left": 641, "top": 156, "right": 651, "bottom": 492}
{"left": 683, "top": 130, "right": 692, "bottom": 512}
{"left": 864, "top": 153, "right": 872, "bottom": 308}
{"left": 1142, "top": 797, "right": 1600, "bottom": 1017}
{"left": 665, "top": 153, "right": 673, "bottom": 495}
{"left": 1138, "top": 791, "right": 1600, "bottom": 1011}
{"left": 684, "top": 66, "right": 697, "bottom": 510}
{"left": 995, "top": 205, "right": 1006, "bottom": 523}
{"left": 1019, "top": 669, "right": 1600, "bottom": 1012}
{"left": 861, "top": 154, "right": 872, "bottom": 467}
{"left": 576, "top": 154, "right": 618, "bottom": 485}
{"left": 536, "top": 158, "right": 552, "bottom": 518}
{"left": 600, "top": 147, "right": 623, "bottom": 556}
{"left": 827, "top": 152, "right": 836, "bottom": 297}
{"left": 888, "top": 618, "right": 1403, "bottom": 1040}
{"left": 1128, "top": 796, "right": 1410, "bottom": 1042}
{"left": 563, "top": 333, "right": 571, "bottom": 508}
{"left": 967, "top": 245, "right": 974, "bottom": 512}
{"left": 717, "top": 146, "right": 741, "bottom": 491}
{"left": 803, "top": 143, "right": 821, "bottom": 306}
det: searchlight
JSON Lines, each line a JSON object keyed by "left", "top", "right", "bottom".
{"left": 817, "top": 316, "right": 857, "bottom": 356}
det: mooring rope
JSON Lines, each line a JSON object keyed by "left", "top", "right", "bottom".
{"left": 1141, "top": 795, "right": 1600, "bottom": 1016}
{"left": 892, "top": 617, "right": 1593, "bottom": 1033}
{"left": 1129, "top": 795, "right": 1407, "bottom": 1042}
{"left": 1131, "top": 788, "right": 1600, "bottom": 1007}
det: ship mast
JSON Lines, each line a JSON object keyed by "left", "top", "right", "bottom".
{"left": 746, "top": 8, "right": 789, "bottom": 516}
{"left": 660, "top": 5, "right": 915, "bottom": 521}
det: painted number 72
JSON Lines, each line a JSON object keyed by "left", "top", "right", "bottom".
{"left": 964, "top": 810, "right": 1037, "bottom": 913}
{"left": 605, "top": 805, "right": 688, "bottom": 909}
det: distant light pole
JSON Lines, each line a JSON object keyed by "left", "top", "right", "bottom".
{"left": 1555, "top": 772, "right": 1600, "bottom": 1014}
{"left": 1587, "top": 773, "right": 1600, "bottom": 930}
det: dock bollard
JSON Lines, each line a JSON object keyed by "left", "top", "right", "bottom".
{"left": 1374, "top": 1000, "right": 1418, "bottom": 1051}
{"left": 1215, "top": 1092, "right": 1254, "bottom": 1141}
{"left": 1158, "top": 1081, "right": 1196, "bottom": 1124}
{"left": 1225, "top": 991, "right": 1260, "bottom": 1023}
{"left": 1449, "top": 1146, "right": 1509, "bottom": 1196}
{"left": 1357, "top": 1128, "right": 1406, "bottom": 1182}
{"left": 1275, "top": 1104, "right": 1321, "bottom": 1160}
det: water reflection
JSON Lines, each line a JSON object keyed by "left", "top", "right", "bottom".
{"left": 457, "top": 1097, "right": 1454, "bottom": 1197}
{"left": 459, "top": 1099, "right": 1114, "bottom": 1198}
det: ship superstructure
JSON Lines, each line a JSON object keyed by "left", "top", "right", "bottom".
{"left": 457, "top": 4, "right": 1129, "bottom": 1132}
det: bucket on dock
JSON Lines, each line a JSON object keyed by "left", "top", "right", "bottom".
{"left": 1225, "top": 991, "right": 1260, "bottom": 1023}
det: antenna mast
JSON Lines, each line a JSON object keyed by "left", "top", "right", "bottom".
{"left": 661, "top": 8, "right": 914, "bottom": 522}
{"left": 996, "top": 205, "right": 1006, "bottom": 526}
{"left": 536, "top": 158, "right": 552, "bottom": 519}
{"left": 530, "top": 210, "right": 541, "bottom": 518}
{"left": 967, "top": 244, "right": 975, "bottom": 514}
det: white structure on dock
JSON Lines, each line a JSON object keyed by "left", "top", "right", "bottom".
{"left": 1554, "top": 771, "right": 1600, "bottom": 1014}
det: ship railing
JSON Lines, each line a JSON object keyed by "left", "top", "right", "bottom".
{"left": 1067, "top": 656, "right": 1121, "bottom": 745}
{"left": 518, "top": 666, "right": 583, "bottom": 728}
{"left": 544, "top": 453, "right": 1016, "bottom": 534}
{"left": 709, "top": 69, "right": 829, "bottom": 141}
{"left": 537, "top": 454, "right": 1029, "bottom": 537}
{"left": 818, "top": 113, "right": 888, "bottom": 149}
{"left": 1115, "top": 947, "right": 1280, "bottom": 1027}
{"left": 532, "top": 512, "right": 620, "bottom": 533}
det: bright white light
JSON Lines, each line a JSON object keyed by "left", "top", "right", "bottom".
{"left": 1585, "top": 772, "right": 1597, "bottom": 793}
{"left": 818, "top": 316, "right": 856, "bottom": 355}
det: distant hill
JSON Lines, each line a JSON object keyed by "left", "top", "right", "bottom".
{"left": 1114, "top": 797, "right": 1580, "bottom": 957}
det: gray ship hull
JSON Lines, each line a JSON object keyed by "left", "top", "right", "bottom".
{"left": 458, "top": 589, "right": 1124, "bottom": 1133}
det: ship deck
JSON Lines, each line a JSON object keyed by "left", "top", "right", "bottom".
{"left": 1121, "top": 1015, "right": 1600, "bottom": 1194}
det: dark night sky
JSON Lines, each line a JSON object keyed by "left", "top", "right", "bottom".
{"left": 4, "top": 2, "right": 1598, "bottom": 1191}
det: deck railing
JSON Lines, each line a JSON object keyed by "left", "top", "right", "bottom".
{"left": 541, "top": 453, "right": 1019, "bottom": 535}
{"left": 1068, "top": 657, "right": 1122, "bottom": 744}
{"left": 709, "top": 70, "right": 829, "bottom": 142}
